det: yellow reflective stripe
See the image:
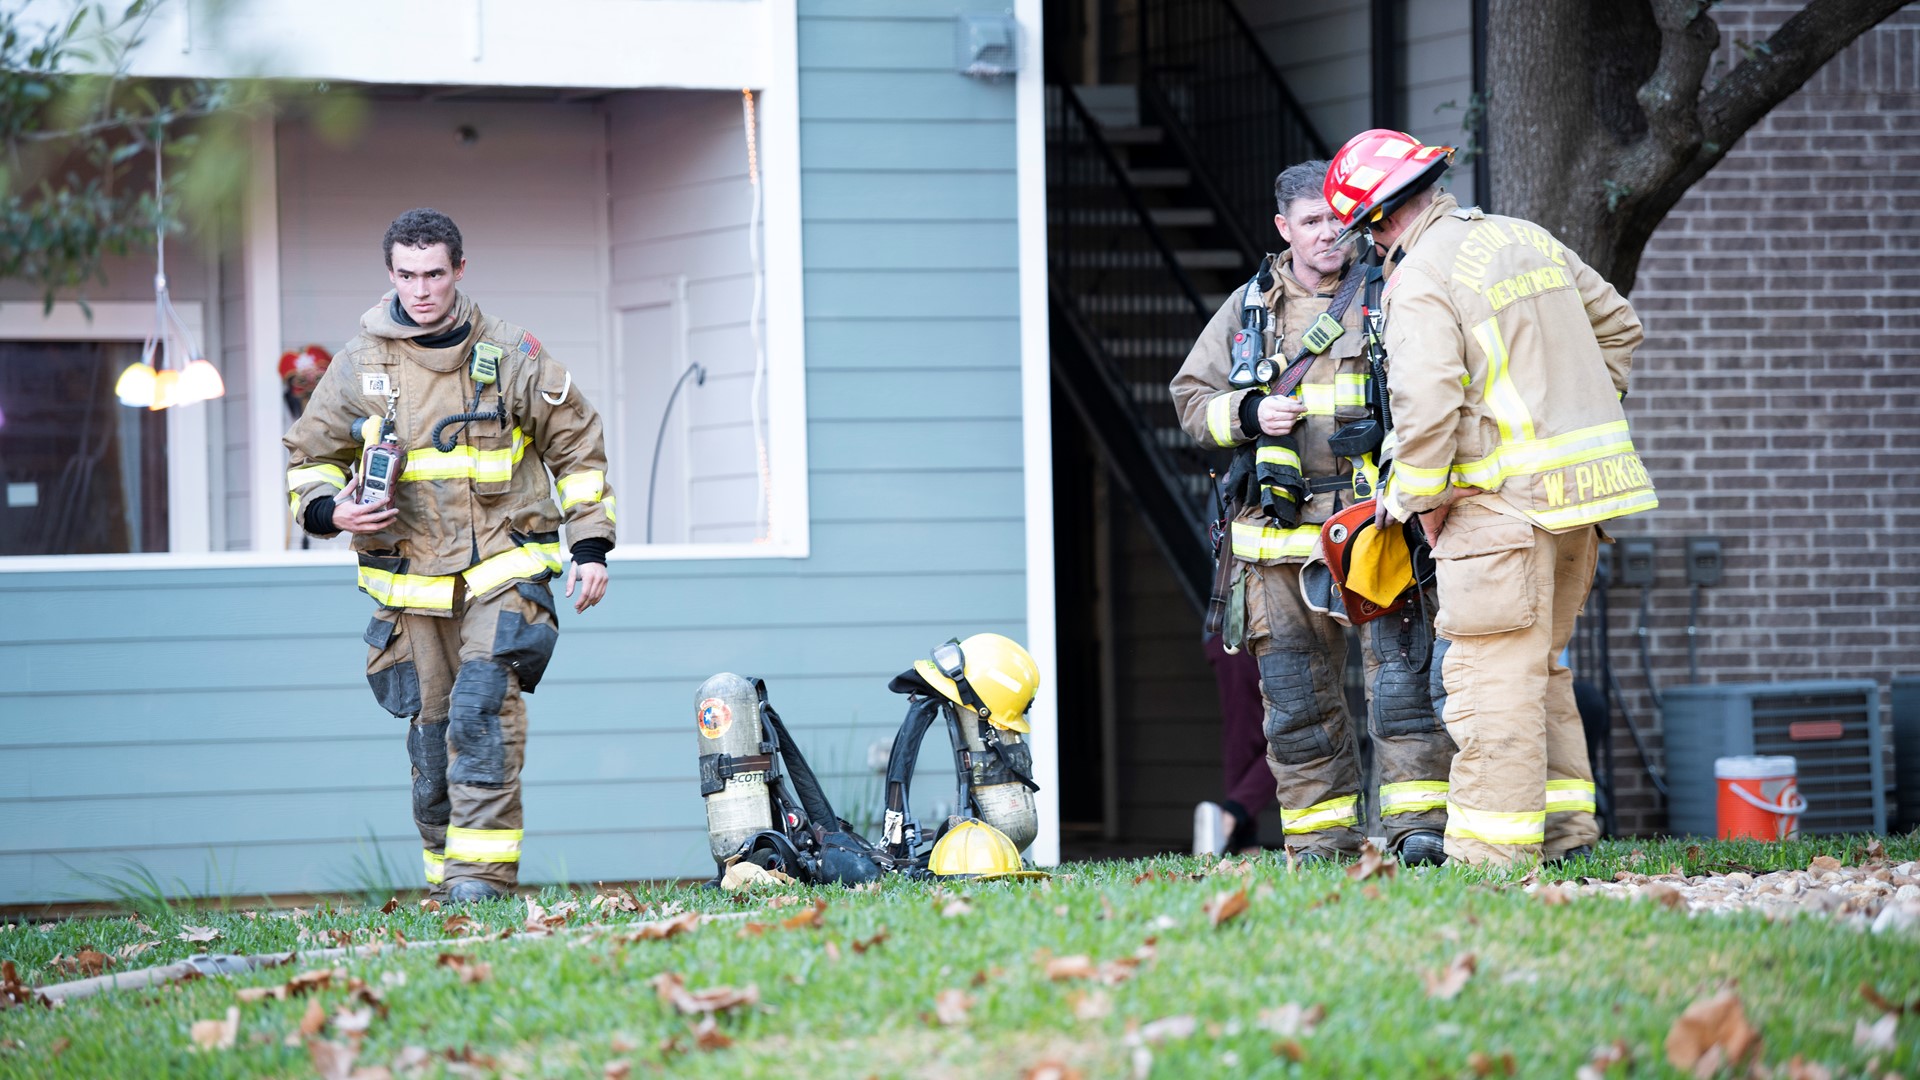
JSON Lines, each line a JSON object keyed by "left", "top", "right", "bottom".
{"left": 1299, "top": 383, "right": 1335, "bottom": 416}
{"left": 445, "top": 827, "right": 523, "bottom": 864}
{"left": 1380, "top": 780, "right": 1449, "bottom": 816}
{"left": 1391, "top": 459, "right": 1452, "bottom": 498}
{"left": 1206, "top": 393, "right": 1239, "bottom": 447}
{"left": 1334, "top": 372, "right": 1367, "bottom": 408}
{"left": 1281, "top": 795, "right": 1360, "bottom": 834}
{"left": 1531, "top": 489, "right": 1659, "bottom": 529}
{"left": 462, "top": 540, "right": 565, "bottom": 597}
{"left": 287, "top": 464, "right": 348, "bottom": 492}
{"left": 603, "top": 496, "right": 617, "bottom": 525}
{"left": 1471, "top": 316, "right": 1535, "bottom": 444}
{"left": 400, "top": 427, "right": 529, "bottom": 482}
{"left": 1451, "top": 420, "right": 1637, "bottom": 489}
{"left": 557, "top": 469, "right": 606, "bottom": 511}
{"left": 423, "top": 850, "right": 445, "bottom": 885}
{"left": 358, "top": 566, "right": 456, "bottom": 611}
{"left": 1545, "top": 779, "right": 1597, "bottom": 814}
{"left": 1444, "top": 802, "right": 1545, "bottom": 846}
{"left": 1259, "top": 485, "right": 1298, "bottom": 505}
{"left": 1230, "top": 520, "right": 1321, "bottom": 561}
{"left": 1255, "top": 445, "right": 1301, "bottom": 471}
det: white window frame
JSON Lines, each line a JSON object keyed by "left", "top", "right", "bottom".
{"left": 0, "top": 301, "right": 212, "bottom": 560}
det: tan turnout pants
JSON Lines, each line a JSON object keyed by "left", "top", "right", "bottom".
{"left": 364, "top": 579, "right": 560, "bottom": 894}
{"left": 1429, "top": 498, "right": 1601, "bottom": 866}
{"left": 1246, "top": 563, "right": 1454, "bottom": 857}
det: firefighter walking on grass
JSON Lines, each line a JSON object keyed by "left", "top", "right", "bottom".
{"left": 285, "top": 208, "right": 616, "bottom": 902}
{"left": 1323, "top": 129, "right": 1656, "bottom": 866}
{"left": 1171, "top": 161, "right": 1453, "bottom": 866}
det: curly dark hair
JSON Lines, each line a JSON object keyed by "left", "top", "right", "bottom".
{"left": 382, "top": 208, "right": 464, "bottom": 269}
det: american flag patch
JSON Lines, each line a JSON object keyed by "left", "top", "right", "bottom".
{"left": 519, "top": 332, "right": 541, "bottom": 358}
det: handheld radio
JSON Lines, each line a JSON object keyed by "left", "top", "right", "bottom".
{"left": 351, "top": 416, "right": 402, "bottom": 505}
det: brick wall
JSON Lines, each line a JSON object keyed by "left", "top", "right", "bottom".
{"left": 1602, "top": 2, "right": 1920, "bottom": 836}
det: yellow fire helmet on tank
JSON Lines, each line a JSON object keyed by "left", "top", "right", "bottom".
{"left": 912, "top": 633, "right": 1039, "bottom": 734}
{"left": 928, "top": 819, "right": 1049, "bottom": 880}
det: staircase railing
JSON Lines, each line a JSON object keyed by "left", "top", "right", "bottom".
{"left": 1137, "top": 0, "right": 1331, "bottom": 253}
{"left": 1048, "top": 84, "right": 1219, "bottom": 611}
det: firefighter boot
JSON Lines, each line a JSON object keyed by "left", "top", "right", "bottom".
{"left": 448, "top": 879, "right": 504, "bottom": 904}
{"left": 1398, "top": 830, "right": 1447, "bottom": 866}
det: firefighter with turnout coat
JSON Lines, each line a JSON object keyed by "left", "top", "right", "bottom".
{"left": 285, "top": 208, "right": 616, "bottom": 903}
{"left": 1323, "top": 129, "right": 1655, "bottom": 866}
{"left": 1170, "top": 161, "right": 1453, "bottom": 865}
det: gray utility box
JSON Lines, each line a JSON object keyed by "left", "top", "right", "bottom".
{"left": 1663, "top": 680, "right": 1885, "bottom": 837}
{"left": 1894, "top": 676, "right": 1920, "bottom": 832}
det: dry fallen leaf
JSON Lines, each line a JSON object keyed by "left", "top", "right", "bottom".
{"left": 1273, "top": 1039, "right": 1306, "bottom": 1062}
{"left": 459, "top": 963, "right": 493, "bottom": 985}
{"left": 851, "top": 928, "right": 890, "bottom": 954}
{"left": 781, "top": 899, "right": 828, "bottom": 930}
{"left": 1205, "top": 888, "right": 1249, "bottom": 928}
{"left": 190, "top": 1006, "right": 240, "bottom": 1051}
{"left": 649, "top": 972, "right": 760, "bottom": 1016}
{"left": 619, "top": 912, "right": 702, "bottom": 943}
{"left": 1136, "top": 1015, "right": 1198, "bottom": 1045}
{"left": 690, "top": 1016, "right": 733, "bottom": 1051}
{"left": 1022, "top": 1061, "right": 1084, "bottom": 1080}
{"left": 1255, "top": 1003, "right": 1325, "bottom": 1037}
{"left": 1781, "top": 1055, "right": 1833, "bottom": 1080}
{"left": 52, "top": 950, "right": 112, "bottom": 977}
{"left": 932, "top": 988, "right": 974, "bottom": 1026}
{"left": 604, "top": 1060, "right": 632, "bottom": 1079}
{"left": 442, "top": 914, "right": 475, "bottom": 937}
{"left": 1859, "top": 981, "right": 1917, "bottom": 1016}
{"left": 1536, "top": 886, "right": 1572, "bottom": 907}
{"left": 48, "top": 1037, "right": 69, "bottom": 1056}
{"left": 299, "top": 997, "right": 328, "bottom": 1037}
{"left": 1864, "top": 838, "right": 1886, "bottom": 862}
{"left": 942, "top": 898, "right": 974, "bottom": 919}
{"left": 1665, "top": 987, "right": 1761, "bottom": 1077}
{"left": 1070, "top": 990, "right": 1112, "bottom": 1021}
{"left": 1346, "top": 841, "right": 1398, "bottom": 882}
{"left": 1643, "top": 882, "right": 1684, "bottom": 910}
{"left": 378, "top": 897, "right": 400, "bottom": 915}
{"left": 1467, "top": 1049, "right": 1516, "bottom": 1076}
{"left": 1852, "top": 1014, "right": 1897, "bottom": 1053}
{"left": 1132, "top": 871, "right": 1160, "bottom": 885}
{"left": 177, "top": 926, "right": 222, "bottom": 944}
{"left": 1361, "top": 883, "right": 1383, "bottom": 901}
{"left": 307, "top": 1037, "right": 357, "bottom": 1080}
{"left": 1045, "top": 955, "right": 1096, "bottom": 981}
{"left": 1422, "top": 953, "right": 1477, "bottom": 1000}
{"left": 1574, "top": 1037, "right": 1633, "bottom": 1080}
{"left": 418, "top": 898, "right": 441, "bottom": 913}
{"left": 1808, "top": 855, "right": 1842, "bottom": 874}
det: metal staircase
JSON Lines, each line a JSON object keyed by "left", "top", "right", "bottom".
{"left": 1046, "top": 0, "right": 1328, "bottom": 613}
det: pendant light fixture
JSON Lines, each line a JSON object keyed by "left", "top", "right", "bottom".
{"left": 114, "top": 127, "right": 224, "bottom": 409}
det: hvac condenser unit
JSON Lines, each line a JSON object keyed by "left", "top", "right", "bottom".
{"left": 1662, "top": 680, "right": 1885, "bottom": 837}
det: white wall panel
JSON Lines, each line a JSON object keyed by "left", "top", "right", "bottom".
{"left": 607, "top": 92, "right": 765, "bottom": 545}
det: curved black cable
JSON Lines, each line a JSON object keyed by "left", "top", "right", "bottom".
{"left": 646, "top": 361, "right": 706, "bottom": 543}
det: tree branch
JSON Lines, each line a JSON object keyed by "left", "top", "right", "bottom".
{"left": 1698, "top": 0, "right": 1909, "bottom": 150}
{"left": 1611, "top": 0, "right": 1720, "bottom": 197}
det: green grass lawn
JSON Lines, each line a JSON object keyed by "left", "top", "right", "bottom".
{"left": 2, "top": 836, "right": 1916, "bottom": 1078}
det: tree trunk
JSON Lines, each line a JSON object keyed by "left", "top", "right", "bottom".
{"left": 1483, "top": 0, "right": 1908, "bottom": 293}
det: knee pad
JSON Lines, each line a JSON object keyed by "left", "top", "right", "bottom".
{"left": 407, "top": 721, "right": 451, "bottom": 826}
{"left": 1258, "top": 650, "right": 1333, "bottom": 763}
{"left": 494, "top": 582, "right": 560, "bottom": 692}
{"left": 448, "top": 660, "right": 510, "bottom": 787}
{"left": 1428, "top": 637, "right": 1454, "bottom": 726}
{"left": 1370, "top": 621, "right": 1439, "bottom": 737}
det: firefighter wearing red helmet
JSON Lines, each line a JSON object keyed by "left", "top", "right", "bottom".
{"left": 1171, "top": 159, "right": 1453, "bottom": 866}
{"left": 1325, "top": 128, "right": 1657, "bottom": 866}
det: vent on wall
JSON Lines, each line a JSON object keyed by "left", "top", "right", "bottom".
{"left": 1662, "top": 680, "right": 1885, "bottom": 837}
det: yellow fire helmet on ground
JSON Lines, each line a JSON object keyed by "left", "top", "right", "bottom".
{"left": 928, "top": 819, "right": 1049, "bottom": 880}
{"left": 912, "top": 633, "right": 1039, "bottom": 734}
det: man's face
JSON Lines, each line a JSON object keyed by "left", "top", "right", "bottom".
{"left": 387, "top": 243, "right": 465, "bottom": 325}
{"left": 1276, "top": 197, "right": 1345, "bottom": 281}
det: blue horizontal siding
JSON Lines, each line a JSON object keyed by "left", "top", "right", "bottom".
{"left": 0, "top": 3, "right": 1030, "bottom": 905}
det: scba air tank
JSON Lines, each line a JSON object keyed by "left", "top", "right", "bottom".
{"left": 956, "top": 710, "right": 1039, "bottom": 853}
{"left": 695, "top": 673, "right": 773, "bottom": 864}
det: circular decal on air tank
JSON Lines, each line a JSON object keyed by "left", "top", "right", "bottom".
{"left": 697, "top": 697, "right": 733, "bottom": 739}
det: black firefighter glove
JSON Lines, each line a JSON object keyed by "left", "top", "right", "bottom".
{"left": 1255, "top": 431, "right": 1309, "bottom": 527}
